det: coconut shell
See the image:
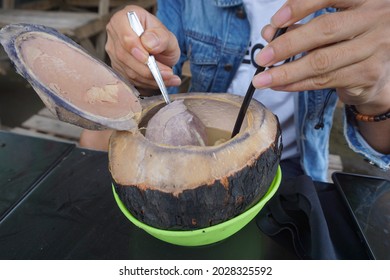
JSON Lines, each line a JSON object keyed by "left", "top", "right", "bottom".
{"left": 0, "top": 23, "right": 142, "bottom": 131}
{"left": 110, "top": 93, "right": 282, "bottom": 230}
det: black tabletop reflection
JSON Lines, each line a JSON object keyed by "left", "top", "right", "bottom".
{"left": 0, "top": 131, "right": 369, "bottom": 260}
{"left": 0, "top": 131, "right": 73, "bottom": 219}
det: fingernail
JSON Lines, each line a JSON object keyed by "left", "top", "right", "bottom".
{"left": 253, "top": 72, "right": 272, "bottom": 88}
{"left": 258, "top": 46, "right": 275, "bottom": 66}
{"left": 131, "top": 47, "right": 148, "bottom": 64}
{"left": 169, "top": 76, "right": 182, "bottom": 86}
{"left": 261, "top": 25, "right": 275, "bottom": 42}
{"left": 160, "top": 70, "right": 174, "bottom": 78}
{"left": 271, "top": 5, "right": 292, "bottom": 27}
{"left": 141, "top": 32, "right": 159, "bottom": 51}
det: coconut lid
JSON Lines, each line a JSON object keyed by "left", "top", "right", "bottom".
{"left": 0, "top": 23, "right": 142, "bottom": 131}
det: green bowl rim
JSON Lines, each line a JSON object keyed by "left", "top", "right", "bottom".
{"left": 112, "top": 165, "right": 281, "bottom": 237}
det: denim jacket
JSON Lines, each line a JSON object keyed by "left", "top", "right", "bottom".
{"left": 157, "top": 0, "right": 390, "bottom": 182}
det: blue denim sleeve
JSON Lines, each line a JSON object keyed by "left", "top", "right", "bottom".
{"left": 343, "top": 108, "right": 390, "bottom": 171}
{"left": 156, "top": 0, "right": 187, "bottom": 94}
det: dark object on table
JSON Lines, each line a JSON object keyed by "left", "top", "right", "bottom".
{"left": 333, "top": 172, "right": 390, "bottom": 260}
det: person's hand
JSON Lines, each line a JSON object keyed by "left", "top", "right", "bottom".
{"left": 105, "top": 5, "right": 181, "bottom": 89}
{"left": 254, "top": 0, "right": 390, "bottom": 116}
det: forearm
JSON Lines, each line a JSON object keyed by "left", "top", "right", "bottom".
{"left": 354, "top": 103, "right": 390, "bottom": 154}
{"left": 356, "top": 119, "right": 390, "bottom": 154}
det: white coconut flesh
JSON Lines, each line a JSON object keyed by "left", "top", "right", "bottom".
{"left": 145, "top": 99, "right": 211, "bottom": 147}
{"left": 145, "top": 98, "right": 238, "bottom": 147}
{"left": 17, "top": 32, "right": 142, "bottom": 120}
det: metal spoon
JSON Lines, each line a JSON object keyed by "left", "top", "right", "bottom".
{"left": 127, "top": 11, "right": 171, "bottom": 104}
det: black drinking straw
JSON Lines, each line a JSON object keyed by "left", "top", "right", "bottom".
{"left": 231, "top": 27, "right": 288, "bottom": 138}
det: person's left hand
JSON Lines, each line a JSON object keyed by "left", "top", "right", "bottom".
{"left": 254, "top": 0, "right": 390, "bottom": 116}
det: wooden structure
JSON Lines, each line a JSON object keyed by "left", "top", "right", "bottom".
{"left": 0, "top": 0, "right": 157, "bottom": 67}
{"left": 11, "top": 107, "right": 83, "bottom": 143}
{"left": 63, "top": 0, "right": 157, "bottom": 13}
{"left": 2, "top": 0, "right": 62, "bottom": 10}
{"left": 1, "top": 0, "right": 112, "bottom": 60}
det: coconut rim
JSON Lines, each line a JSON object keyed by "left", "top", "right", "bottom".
{"left": 108, "top": 93, "right": 281, "bottom": 193}
{"left": 137, "top": 93, "right": 255, "bottom": 150}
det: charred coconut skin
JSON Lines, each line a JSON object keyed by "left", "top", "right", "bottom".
{"left": 113, "top": 132, "right": 281, "bottom": 230}
{"left": 110, "top": 93, "right": 282, "bottom": 230}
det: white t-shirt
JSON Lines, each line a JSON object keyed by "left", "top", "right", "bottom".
{"left": 227, "top": 0, "right": 298, "bottom": 160}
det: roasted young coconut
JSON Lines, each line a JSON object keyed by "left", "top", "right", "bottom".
{"left": 110, "top": 93, "right": 282, "bottom": 230}
{"left": 0, "top": 23, "right": 282, "bottom": 231}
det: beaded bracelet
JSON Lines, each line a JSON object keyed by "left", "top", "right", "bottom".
{"left": 346, "top": 105, "right": 390, "bottom": 122}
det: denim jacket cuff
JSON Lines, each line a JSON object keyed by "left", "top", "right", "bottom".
{"left": 343, "top": 107, "right": 390, "bottom": 170}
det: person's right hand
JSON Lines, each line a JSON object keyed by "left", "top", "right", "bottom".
{"left": 105, "top": 5, "right": 181, "bottom": 89}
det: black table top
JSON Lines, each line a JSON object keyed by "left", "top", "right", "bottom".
{"left": 0, "top": 131, "right": 369, "bottom": 260}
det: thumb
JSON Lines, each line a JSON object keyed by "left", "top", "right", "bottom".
{"left": 141, "top": 28, "right": 180, "bottom": 67}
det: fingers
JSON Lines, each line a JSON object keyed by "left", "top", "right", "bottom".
{"left": 105, "top": 5, "right": 181, "bottom": 89}
{"left": 253, "top": 34, "right": 373, "bottom": 89}
{"left": 257, "top": 54, "right": 382, "bottom": 105}
{"left": 270, "top": 0, "right": 366, "bottom": 28}
{"left": 106, "top": 7, "right": 148, "bottom": 61}
{"left": 109, "top": 53, "right": 181, "bottom": 89}
{"left": 138, "top": 10, "right": 181, "bottom": 66}
{"left": 254, "top": 0, "right": 390, "bottom": 107}
{"left": 258, "top": 10, "right": 369, "bottom": 67}
{"left": 261, "top": 24, "right": 300, "bottom": 43}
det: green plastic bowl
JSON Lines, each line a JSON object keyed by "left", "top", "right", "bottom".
{"left": 113, "top": 166, "right": 281, "bottom": 247}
